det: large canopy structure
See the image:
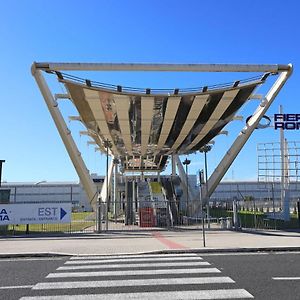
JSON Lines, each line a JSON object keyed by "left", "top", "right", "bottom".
{"left": 59, "top": 73, "right": 262, "bottom": 172}
{"left": 32, "top": 63, "right": 292, "bottom": 208}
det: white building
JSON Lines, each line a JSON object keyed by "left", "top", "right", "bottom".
{"left": 2, "top": 178, "right": 299, "bottom": 212}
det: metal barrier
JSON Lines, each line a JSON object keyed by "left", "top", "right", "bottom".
{"left": 6, "top": 197, "right": 297, "bottom": 235}
{"left": 93, "top": 200, "right": 225, "bottom": 232}
{"left": 4, "top": 212, "right": 96, "bottom": 235}
{"left": 219, "top": 217, "right": 233, "bottom": 229}
{"left": 209, "top": 200, "right": 300, "bottom": 230}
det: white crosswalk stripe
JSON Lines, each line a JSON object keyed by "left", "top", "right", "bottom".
{"left": 47, "top": 267, "right": 221, "bottom": 278}
{"left": 20, "top": 253, "right": 254, "bottom": 299}
{"left": 64, "top": 256, "right": 203, "bottom": 264}
{"left": 20, "top": 289, "right": 254, "bottom": 299}
{"left": 70, "top": 253, "right": 200, "bottom": 260}
{"left": 58, "top": 261, "right": 210, "bottom": 270}
{"left": 33, "top": 277, "right": 235, "bottom": 289}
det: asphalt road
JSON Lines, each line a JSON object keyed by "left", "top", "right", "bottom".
{"left": 0, "top": 257, "right": 68, "bottom": 300}
{"left": 0, "top": 252, "right": 299, "bottom": 299}
{"left": 202, "top": 251, "right": 300, "bottom": 299}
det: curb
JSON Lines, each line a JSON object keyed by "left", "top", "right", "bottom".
{"left": 144, "top": 246, "right": 300, "bottom": 255}
{"left": 0, "top": 252, "right": 73, "bottom": 258}
{"left": 1, "top": 247, "right": 300, "bottom": 258}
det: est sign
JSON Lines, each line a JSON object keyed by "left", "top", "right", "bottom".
{"left": 0, "top": 203, "right": 71, "bottom": 225}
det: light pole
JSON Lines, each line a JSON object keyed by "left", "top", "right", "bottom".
{"left": 113, "top": 158, "right": 119, "bottom": 224}
{"left": 200, "top": 145, "right": 212, "bottom": 229}
{"left": 198, "top": 170, "right": 206, "bottom": 247}
{"left": 183, "top": 157, "right": 191, "bottom": 217}
{"left": 103, "top": 139, "right": 112, "bottom": 231}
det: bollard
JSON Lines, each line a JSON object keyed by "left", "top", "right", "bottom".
{"left": 220, "top": 218, "right": 226, "bottom": 229}
{"left": 226, "top": 217, "right": 232, "bottom": 229}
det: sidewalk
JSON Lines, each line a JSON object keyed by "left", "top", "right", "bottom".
{"left": 0, "top": 228, "right": 300, "bottom": 257}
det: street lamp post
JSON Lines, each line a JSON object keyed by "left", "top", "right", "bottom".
{"left": 104, "top": 139, "right": 112, "bottom": 231}
{"left": 183, "top": 158, "right": 191, "bottom": 217}
{"left": 113, "top": 158, "right": 119, "bottom": 224}
{"left": 200, "top": 145, "right": 212, "bottom": 229}
{"left": 198, "top": 170, "right": 206, "bottom": 247}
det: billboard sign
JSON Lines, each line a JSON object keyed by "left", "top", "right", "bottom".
{"left": 0, "top": 203, "right": 71, "bottom": 225}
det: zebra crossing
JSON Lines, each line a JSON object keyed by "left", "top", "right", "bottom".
{"left": 20, "top": 253, "right": 254, "bottom": 299}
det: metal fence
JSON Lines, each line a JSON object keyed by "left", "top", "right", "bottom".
{"left": 94, "top": 199, "right": 224, "bottom": 232}
{"left": 1, "top": 212, "right": 96, "bottom": 235}
{"left": 208, "top": 199, "right": 300, "bottom": 230}
{"left": 1, "top": 198, "right": 299, "bottom": 236}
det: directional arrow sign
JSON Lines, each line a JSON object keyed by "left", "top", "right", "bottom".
{"left": 60, "top": 208, "right": 67, "bottom": 220}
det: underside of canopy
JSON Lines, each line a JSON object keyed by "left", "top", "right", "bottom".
{"left": 56, "top": 73, "right": 264, "bottom": 171}
{"left": 32, "top": 62, "right": 292, "bottom": 208}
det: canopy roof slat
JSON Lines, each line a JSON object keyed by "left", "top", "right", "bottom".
{"left": 61, "top": 75, "right": 263, "bottom": 171}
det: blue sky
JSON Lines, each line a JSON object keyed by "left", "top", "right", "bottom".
{"left": 0, "top": 0, "right": 299, "bottom": 182}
